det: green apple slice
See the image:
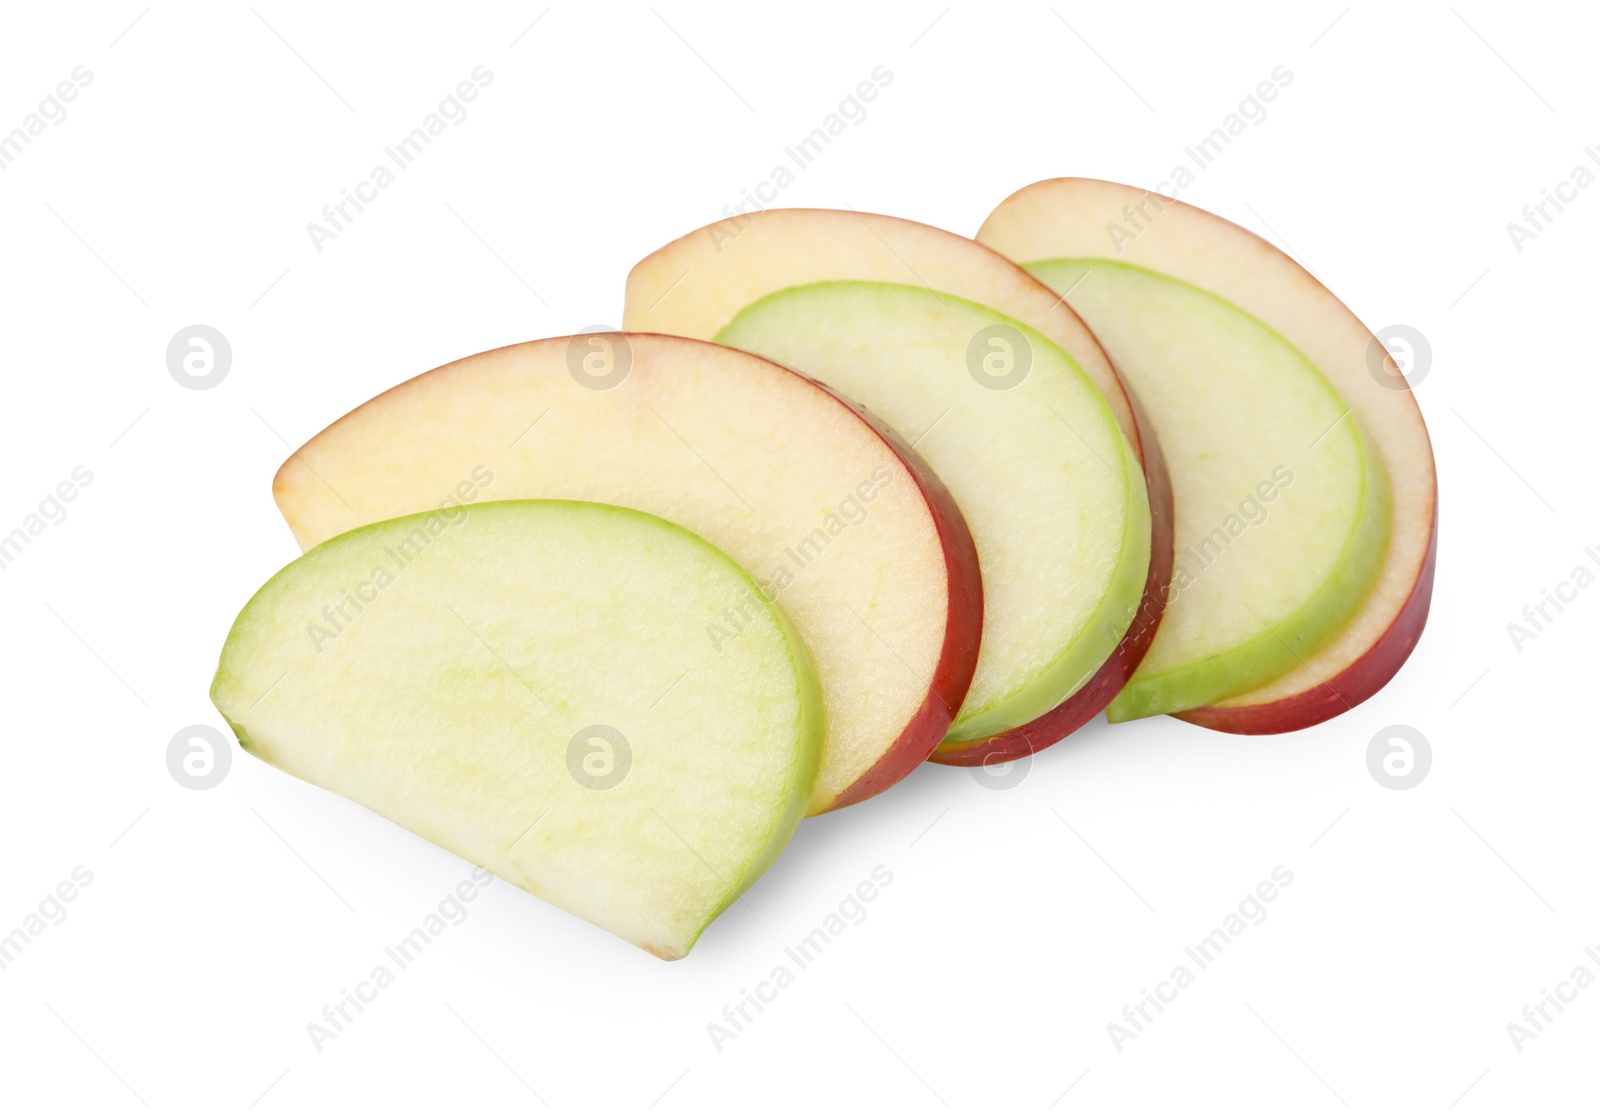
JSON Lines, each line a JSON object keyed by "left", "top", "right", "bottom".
{"left": 1023, "top": 259, "right": 1390, "bottom": 720}
{"left": 716, "top": 281, "right": 1150, "bottom": 744}
{"left": 210, "top": 500, "right": 823, "bottom": 960}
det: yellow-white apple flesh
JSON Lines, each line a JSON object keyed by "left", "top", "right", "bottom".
{"left": 272, "top": 335, "right": 982, "bottom": 813}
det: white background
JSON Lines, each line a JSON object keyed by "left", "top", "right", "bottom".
{"left": 0, "top": 2, "right": 1593, "bottom": 1112}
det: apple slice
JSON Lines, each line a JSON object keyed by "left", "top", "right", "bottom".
{"left": 272, "top": 334, "right": 980, "bottom": 813}
{"left": 1022, "top": 258, "right": 1389, "bottom": 719}
{"left": 979, "top": 177, "right": 1435, "bottom": 730}
{"left": 713, "top": 281, "right": 1151, "bottom": 747}
{"left": 211, "top": 500, "right": 824, "bottom": 959}
{"left": 624, "top": 209, "right": 1173, "bottom": 763}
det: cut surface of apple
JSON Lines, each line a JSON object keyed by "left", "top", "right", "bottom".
{"left": 979, "top": 178, "right": 1436, "bottom": 730}
{"left": 716, "top": 281, "right": 1151, "bottom": 743}
{"left": 625, "top": 209, "right": 1144, "bottom": 447}
{"left": 1025, "top": 259, "right": 1389, "bottom": 719}
{"left": 273, "top": 334, "right": 980, "bottom": 813}
{"left": 211, "top": 500, "right": 823, "bottom": 960}
{"left": 625, "top": 208, "right": 1172, "bottom": 761}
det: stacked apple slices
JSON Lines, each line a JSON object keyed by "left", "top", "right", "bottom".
{"left": 976, "top": 178, "right": 1437, "bottom": 731}
{"left": 211, "top": 180, "right": 1435, "bottom": 959}
{"left": 268, "top": 334, "right": 982, "bottom": 816}
{"left": 623, "top": 210, "right": 1173, "bottom": 763}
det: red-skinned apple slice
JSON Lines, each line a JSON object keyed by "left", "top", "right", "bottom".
{"left": 978, "top": 178, "right": 1437, "bottom": 732}
{"left": 272, "top": 334, "right": 982, "bottom": 811}
{"left": 623, "top": 209, "right": 1174, "bottom": 764}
